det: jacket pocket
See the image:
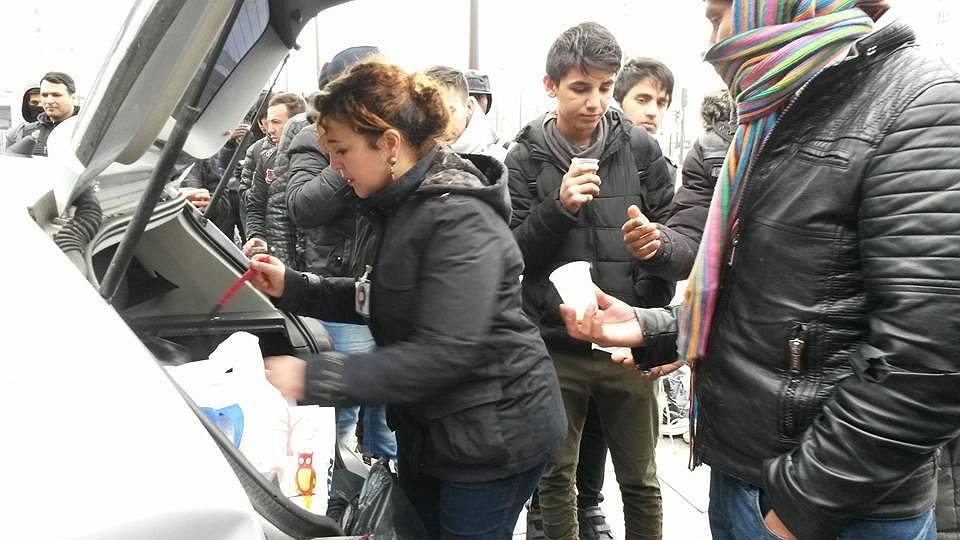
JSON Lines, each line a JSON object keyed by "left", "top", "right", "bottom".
{"left": 793, "top": 145, "right": 851, "bottom": 169}
{"left": 779, "top": 322, "right": 814, "bottom": 440}
{"left": 423, "top": 381, "right": 509, "bottom": 466}
{"left": 372, "top": 263, "right": 417, "bottom": 324}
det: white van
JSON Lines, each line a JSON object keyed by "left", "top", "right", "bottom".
{"left": 2, "top": 1, "right": 361, "bottom": 538}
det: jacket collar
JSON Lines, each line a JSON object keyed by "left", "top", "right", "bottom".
{"left": 517, "top": 108, "right": 632, "bottom": 169}
{"left": 357, "top": 148, "right": 438, "bottom": 216}
{"left": 847, "top": 16, "right": 915, "bottom": 64}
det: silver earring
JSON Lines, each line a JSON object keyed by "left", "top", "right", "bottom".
{"left": 388, "top": 156, "right": 398, "bottom": 181}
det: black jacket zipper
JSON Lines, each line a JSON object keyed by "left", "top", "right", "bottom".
{"left": 783, "top": 323, "right": 807, "bottom": 437}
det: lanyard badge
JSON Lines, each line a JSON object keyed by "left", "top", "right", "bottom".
{"left": 355, "top": 265, "right": 372, "bottom": 318}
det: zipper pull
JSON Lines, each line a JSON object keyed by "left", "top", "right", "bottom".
{"left": 727, "top": 218, "right": 741, "bottom": 267}
{"left": 359, "top": 264, "right": 372, "bottom": 283}
{"left": 788, "top": 324, "right": 806, "bottom": 372}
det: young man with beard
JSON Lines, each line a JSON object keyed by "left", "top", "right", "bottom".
{"left": 506, "top": 22, "right": 676, "bottom": 540}
{"left": 562, "top": 1, "right": 960, "bottom": 539}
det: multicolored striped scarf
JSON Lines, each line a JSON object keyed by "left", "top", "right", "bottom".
{"left": 678, "top": 0, "right": 888, "bottom": 364}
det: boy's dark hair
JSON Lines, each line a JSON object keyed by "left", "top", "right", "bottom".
{"left": 700, "top": 90, "right": 734, "bottom": 129}
{"left": 422, "top": 66, "right": 469, "bottom": 102}
{"left": 545, "top": 22, "right": 622, "bottom": 84}
{"left": 268, "top": 92, "right": 307, "bottom": 117}
{"left": 41, "top": 71, "right": 76, "bottom": 94}
{"left": 614, "top": 57, "right": 675, "bottom": 107}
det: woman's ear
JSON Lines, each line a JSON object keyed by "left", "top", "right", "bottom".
{"left": 379, "top": 129, "right": 403, "bottom": 158}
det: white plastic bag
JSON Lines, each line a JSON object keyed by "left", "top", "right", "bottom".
{"left": 167, "top": 332, "right": 289, "bottom": 473}
{"left": 278, "top": 405, "right": 337, "bottom": 514}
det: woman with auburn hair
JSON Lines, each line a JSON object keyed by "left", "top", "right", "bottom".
{"left": 248, "top": 59, "right": 565, "bottom": 538}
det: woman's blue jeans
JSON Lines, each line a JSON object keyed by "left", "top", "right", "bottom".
{"left": 321, "top": 321, "right": 397, "bottom": 460}
{"left": 400, "top": 462, "right": 547, "bottom": 539}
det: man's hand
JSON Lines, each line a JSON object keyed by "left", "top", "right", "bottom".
{"left": 764, "top": 510, "right": 797, "bottom": 540}
{"left": 242, "top": 237, "right": 269, "bottom": 258}
{"left": 644, "top": 359, "right": 683, "bottom": 381}
{"left": 182, "top": 187, "right": 211, "bottom": 211}
{"left": 231, "top": 123, "right": 251, "bottom": 141}
{"left": 559, "top": 161, "right": 602, "bottom": 214}
{"left": 623, "top": 204, "right": 661, "bottom": 260}
{"left": 247, "top": 254, "right": 286, "bottom": 298}
{"left": 559, "top": 286, "right": 645, "bottom": 348}
{"left": 264, "top": 355, "right": 306, "bottom": 402}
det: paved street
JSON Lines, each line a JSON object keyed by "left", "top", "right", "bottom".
{"left": 513, "top": 435, "right": 712, "bottom": 539}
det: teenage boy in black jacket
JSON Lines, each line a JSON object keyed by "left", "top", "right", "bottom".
{"left": 506, "top": 22, "right": 676, "bottom": 540}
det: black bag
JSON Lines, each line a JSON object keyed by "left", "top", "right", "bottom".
{"left": 342, "top": 458, "right": 427, "bottom": 539}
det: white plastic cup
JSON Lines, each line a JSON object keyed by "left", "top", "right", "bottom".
{"left": 549, "top": 261, "right": 596, "bottom": 320}
{"left": 571, "top": 157, "right": 599, "bottom": 172}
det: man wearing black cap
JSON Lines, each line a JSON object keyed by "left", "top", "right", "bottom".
{"left": 465, "top": 69, "right": 493, "bottom": 115}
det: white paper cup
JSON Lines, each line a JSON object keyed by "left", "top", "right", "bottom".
{"left": 549, "top": 261, "right": 596, "bottom": 320}
{"left": 571, "top": 157, "right": 600, "bottom": 172}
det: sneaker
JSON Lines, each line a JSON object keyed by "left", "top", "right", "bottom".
{"left": 578, "top": 505, "right": 615, "bottom": 540}
{"left": 526, "top": 501, "right": 546, "bottom": 540}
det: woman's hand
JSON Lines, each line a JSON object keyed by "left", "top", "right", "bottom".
{"left": 264, "top": 355, "right": 306, "bottom": 402}
{"left": 247, "top": 254, "right": 286, "bottom": 298}
{"left": 560, "top": 287, "right": 645, "bottom": 348}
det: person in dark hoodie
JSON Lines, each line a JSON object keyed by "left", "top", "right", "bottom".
{"left": 21, "top": 87, "right": 42, "bottom": 124}
{"left": 247, "top": 58, "right": 565, "bottom": 539}
{"left": 5, "top": 72, "right": 79, "bottom": 156}
{"left": 505, "top": 22, "right": 675, "bottom": 540}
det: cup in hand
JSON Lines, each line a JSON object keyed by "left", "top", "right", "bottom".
{"left": 570, "top": 157, "right": 600, "bottom": 173}
{"left": 549, "top": 261, "right": 596, "bottom": 320}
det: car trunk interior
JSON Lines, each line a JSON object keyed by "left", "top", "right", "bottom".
{"left": 88, "top": 198, "right": 328, "bottom": 363}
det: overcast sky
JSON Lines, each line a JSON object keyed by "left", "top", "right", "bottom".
{"left": 2, "top": 0, "right": 957, "bottom": 147}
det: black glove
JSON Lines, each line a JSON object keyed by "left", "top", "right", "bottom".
{"left": 303, "top": 352, "right": 356, "bottom": 406}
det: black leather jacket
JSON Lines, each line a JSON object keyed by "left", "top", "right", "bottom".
{"left": 938, "top": 440, "right": 960, "bottom": 540}
{"left": 636, "top": 20, "right": 960, "bottom": 539}
{"left": 677, "top": 22, "right": 960, "bottom": 539}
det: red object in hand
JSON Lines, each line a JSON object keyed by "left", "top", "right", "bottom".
{"left": 209, "top": 267, "right": 258, "bottom": 318}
